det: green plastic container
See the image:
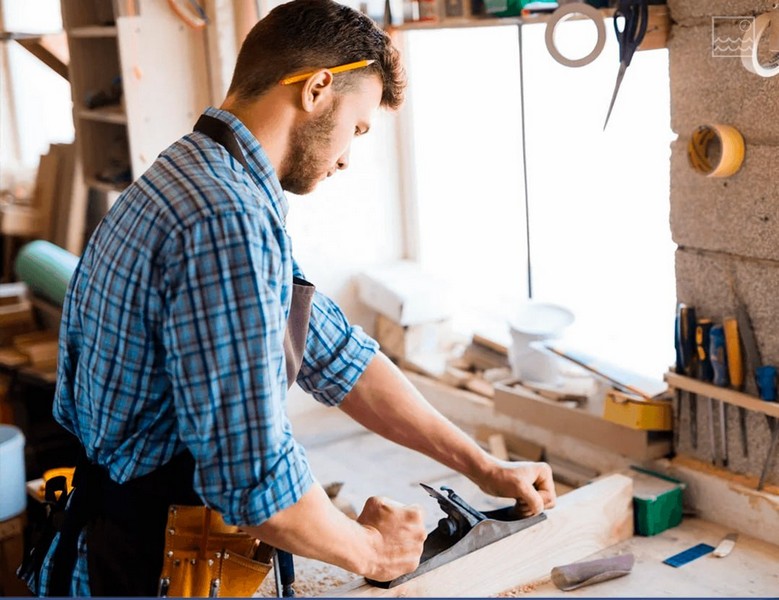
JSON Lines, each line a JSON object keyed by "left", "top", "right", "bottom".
{"left": 628, "top": 466, "right": 685, "bottom": 536}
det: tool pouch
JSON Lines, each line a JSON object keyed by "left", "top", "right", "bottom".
{"left": 158, "top": 505, "right": 272, "bottom": 598}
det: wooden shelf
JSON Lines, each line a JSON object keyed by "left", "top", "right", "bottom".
{"left": 68, "top": 26, "right": 117, "bottom": 38}
{"left": 389, "top": 5, "right": 670, "bottom": 51}
{"left": 78, "top": 105, "right": 126, "bottom": 125}
{"left": 389, "top": 16, "right": 524, "bottom": 31}
{"left": 665, "top": 371, "right": 779, "bottom": 419}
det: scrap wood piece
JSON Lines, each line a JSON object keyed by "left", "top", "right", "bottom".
{"left": 474, "top": 425, "right": 544, "bottom": 461}
{"left": 324, "top": 481, "right": 358, "bottom": 520}
{"left": 486, "top": 432, "right": 509, "bottom": 461}
{"left": 324, "top": 474, "right": 633, "bottom": 598}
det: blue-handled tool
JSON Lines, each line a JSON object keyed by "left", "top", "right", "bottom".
{"left": 696, "top": 319, "right": 714, "bottom": 382}
{"left": 603, "top": 0, "right": 649, "bottom": 129}
{"left": 710, "top": 326, "right": 729, "bottom": 387}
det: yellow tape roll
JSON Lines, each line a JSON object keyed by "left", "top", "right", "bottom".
{"left": 687, "top": 124, "right": 745, "bottom": 178}
{"left": 545, "top": 2, "right": 606, "bottom": 68}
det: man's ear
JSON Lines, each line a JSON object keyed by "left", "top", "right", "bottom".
{"left": 300, "top": 69, "right": 335, "bottom": 113}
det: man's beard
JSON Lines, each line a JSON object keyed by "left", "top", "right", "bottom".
{"left": 280, "top": 99, "right": 339, "bottom": 195}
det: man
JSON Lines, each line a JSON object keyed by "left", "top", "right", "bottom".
{"left": 34, "top": 0, "right": 555, "bottom": 595}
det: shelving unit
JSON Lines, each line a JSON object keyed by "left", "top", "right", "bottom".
{"left": 61, "top": 0, "right": 131, "bottom": 190}
{"left": 665, "top": 371, "right": 779, "bottom": 490}
{"left": 61, "top": 0, "right": 212, "bottom": 199}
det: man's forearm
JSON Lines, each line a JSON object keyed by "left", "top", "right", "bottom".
{"left": 242, "top": 482, "right": 425, "bottom": 581}
{"left": 339, "top": 353, "right": 556, "bottom": 516}
{"left": 242, "top": 483, "right": 371, "bottom": 573}
{"left": 339, "top": 352, "right": 497, "bottom": 484}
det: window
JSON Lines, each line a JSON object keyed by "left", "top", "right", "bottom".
{"left": 0, "top": 0, "right": 73, "bottom": 190}
{"left": 402, "top": 19, "right": 676, "bottom": 380}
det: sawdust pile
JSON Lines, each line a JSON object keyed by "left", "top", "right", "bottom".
{"left": 254, "top": 559, "right": 358, "bottom": 597}
{"left": 495, "top": 577, "right": 547, "bottom": 596}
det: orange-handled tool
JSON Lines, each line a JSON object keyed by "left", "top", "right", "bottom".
{"left": 723, "top": 318, "right": 743, "bottom": 389}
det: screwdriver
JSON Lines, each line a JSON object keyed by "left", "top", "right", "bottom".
{"left": 675, "top": 304, "right": 698, "bottom": 448}
{"left": 723, "top": 317, "right": 748, "bottom": 457}
{"left": 756, "top": 365, "right": 778, "bottom": 491}
{"left": 696, "top": 318, "right": 716, "bottom": 464}
{"left": 710, "top": 324, "right": 729, "bottom": 467}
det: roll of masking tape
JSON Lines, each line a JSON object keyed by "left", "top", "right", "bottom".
{"left": 741, "top": 12, "right": 779, "bottom": 78}
{"left": 687, "top": 124, "right": 746, "bottom": 178}
{"left": 545, "top": 2, "right": 606, "bottom": 68}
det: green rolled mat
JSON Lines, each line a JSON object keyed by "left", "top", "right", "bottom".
{"left": 14, "top": 240, "right": 79, "bottom": 307}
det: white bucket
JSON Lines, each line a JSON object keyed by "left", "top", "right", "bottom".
{"left": 0, "top": 425, "right": 26, "bottom": 521}
{"left": 508, "top": 302, "right": 574, "bottom": 384}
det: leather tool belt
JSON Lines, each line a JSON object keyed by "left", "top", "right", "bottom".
{"left": 158, "top": 506, "right": 273, "bottom": 597}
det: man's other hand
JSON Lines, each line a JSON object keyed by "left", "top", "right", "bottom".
{"left": 356, "top": 496, "right": 426, "bottom": 582}
{"left": 477, "top": 460, "right": 557, "bottom": 517}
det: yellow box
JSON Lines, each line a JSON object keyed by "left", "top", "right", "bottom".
{"left": 604, "top": 389, "right": 673, "bottom": 431}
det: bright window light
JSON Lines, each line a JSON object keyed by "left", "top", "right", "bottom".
{"left": 403, "top": 20, "right": 676, "bottom": 380}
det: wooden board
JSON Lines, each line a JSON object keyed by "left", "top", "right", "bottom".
{"left": 325, "top": 474, "right": 633, "bottom": 598}
{"left": 545, "top": 345, "right": 668, "bottom": 400}
{"left": 494, "top": 382, "right": 672, "bottom": 461}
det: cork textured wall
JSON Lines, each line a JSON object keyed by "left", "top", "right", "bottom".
{"left": 668, "top": 0, "right": 779, "bottom": 483}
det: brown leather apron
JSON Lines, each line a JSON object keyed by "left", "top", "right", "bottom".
{"left": 43, "top": 115, "right": 314, "bottom": 597}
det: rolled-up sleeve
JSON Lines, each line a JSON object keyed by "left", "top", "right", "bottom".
{"left": 163, "top": 210, "right": 313, "bottom": 526}
{"left": 294, "top": 263, "right": 379, "bottom": 406}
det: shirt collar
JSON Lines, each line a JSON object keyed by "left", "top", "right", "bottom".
{"left": 201, "top": 106, "right": 289, "bottom": 224}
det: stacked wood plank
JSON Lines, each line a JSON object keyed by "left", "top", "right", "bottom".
{"left": 0, "top": 144, "right": 86, "bottom": 254}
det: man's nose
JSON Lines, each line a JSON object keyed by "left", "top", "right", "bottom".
{"left": 337, "top": 149, "right": 350, "bottom": 170}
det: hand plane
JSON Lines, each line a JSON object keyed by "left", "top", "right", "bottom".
{"left": 367, "top": 483, "right": 547, "bottom": 588}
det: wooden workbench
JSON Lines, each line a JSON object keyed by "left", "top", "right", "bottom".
{"left": 270, "top": 402, "right": 779, "bottom": 597}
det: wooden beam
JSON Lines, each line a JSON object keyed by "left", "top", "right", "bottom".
{"left": 325, "top": 474, "right": 633, "bottom": 598}
{"left": 15, "top": 33, "right": 69, "bottom": 80}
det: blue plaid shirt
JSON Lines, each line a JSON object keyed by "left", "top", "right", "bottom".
{"left": 39, "top": 107, "right": 378, "bottom": 596}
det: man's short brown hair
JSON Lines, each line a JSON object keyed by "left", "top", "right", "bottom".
{"left": 228, "top": 0, "right": 406, "bottom": 109}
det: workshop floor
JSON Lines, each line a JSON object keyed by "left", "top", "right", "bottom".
{"left": 256, "top": 404, "right": 779, "bottom": 597}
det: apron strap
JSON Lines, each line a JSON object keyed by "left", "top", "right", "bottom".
{"left": 193, "top": 114, "right": 251, "bottom": 173}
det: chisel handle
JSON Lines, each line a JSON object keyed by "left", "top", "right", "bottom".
{"left": 676, "top": 304, "right": 698, "bottom": 377}
{"left": 723, "top": 317, "right": 743, "bottom": 390}
{"left": 696, "top": 318, "right": 714, "bottom": 382}
{"left": 710, "top": 325, "right": 729, "bottom": 387}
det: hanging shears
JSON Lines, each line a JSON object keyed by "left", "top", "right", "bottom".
{"left": 603, "top": 0, "right": 649, "bottom": 130}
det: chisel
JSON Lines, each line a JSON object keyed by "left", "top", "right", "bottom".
{"left": 735, "top": 300, "right": 779, "bottom": 490}
{"left": 696, "top": 318, "right": 716, "bottom": 464}
{"left": 723, "top": 317, "right": 748, "bottom": 457}
{"left": 710, "top": 324, "right": 729, "bottom": 467}
{"left": 676, "top": 304, "right": 698, "bottom": 448}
